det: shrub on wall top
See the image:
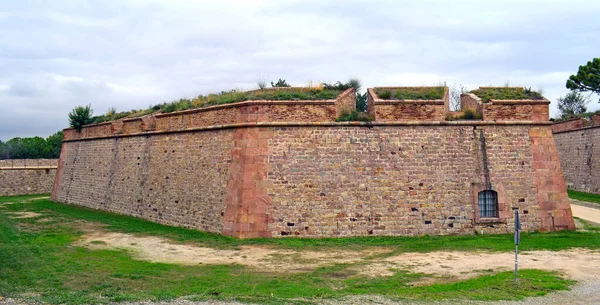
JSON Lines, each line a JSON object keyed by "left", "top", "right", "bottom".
{"left": 68, "top": 105, "right": 94, "bottom": 132}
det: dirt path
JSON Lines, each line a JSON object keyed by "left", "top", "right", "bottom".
{"left": 75, "top": 230, "right": 386, "bottom": 272}
{"left": 571, "top": 203, "right": 600, "bottom": 224}
{"left": 6, "top": 212, "right": 42, "bottom": 219}
{"left": 75, "top": 228, "right": 600, "bottom": 282}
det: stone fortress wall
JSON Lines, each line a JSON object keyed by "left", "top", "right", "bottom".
{"left": 552, "top": 114, "right": 600, "bottom": 195}
{"left": 0, "top": 159, "right": 58, "bottom": 196}
{"left": 52, "top": 87, "right": 575, "bottom": 238}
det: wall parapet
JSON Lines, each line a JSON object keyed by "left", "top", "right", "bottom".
{"left": 62, "top": 120, "right": 553, "bottom": 143}
{"left": 460, "top": 88, "right": 550, "bottom": 122}
{"left": 0, "top": 159, "right": 58, "bottom": 169}
{"left": 552, "top": 114, "right": 600, "bottom": 134}
{"left": 367, "top": 87, "right": 449, "bottom": 121}
{"left": 1, "top": 160, "right": 57, "bottom": 196}
{"left": 63, "top": 88, "right": 356, "bottom": 141}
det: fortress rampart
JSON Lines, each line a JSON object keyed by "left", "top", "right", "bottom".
{"left": 52, "top": 87, "right": 574, "bottom": 238}
{"left": 552, "top": 114, "right": 600, "bottom": 194}
{"left": 1, "top": 159, "right": 58, "bottom": 196}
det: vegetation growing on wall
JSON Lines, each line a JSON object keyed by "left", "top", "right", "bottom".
{"left": 470, "top": 87, "right": 544, "bottom": 103}
{"left": 322, "top": 78, "right": 368, "bottom": 113}
{"left": 86, "top": 87, "right": 345, "bottom": 124}
{"left": 335, "top": 110, "right": 372, "bottom": 122}
{"left": 82, "top": 78, "right": 370, "bottom": 125}
{"left": 375, "top": 87, "right": 445, "bottom": 100}
{"left": 0, "top": 131, "right": 63, "bottom": 159}
{"left": 446, "top": 109, "right": 483, "bottom": 121}
{"left": 68, "top": 105, "right": 93, "bottom": 131}
{"left": 271, "top": 78, "right": 290, "bottom": 87}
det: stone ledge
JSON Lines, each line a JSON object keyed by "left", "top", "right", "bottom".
{"left": 62, "top": 120, "right": 554, "bottom": 143}
{"left": 154, "top": 99, "right": 338, "bottom": 118}
{"left": 552, "top": 124, "right": 600, "bottom": 135}
{"left": 489, "top": 100, "right": 550, "bottom": 105}
{"left": 368, "top": 87, "right": 448, "bottom": 104}
{"left": 0, "top": 167, "right": 57, "bottom": 170}
{"left": 373, "top": 100, "right": 445, "bottom": 105}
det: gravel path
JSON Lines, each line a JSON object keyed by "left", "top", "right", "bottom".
{"left": 571, "top": 201, "right": 600, "bottom": 224}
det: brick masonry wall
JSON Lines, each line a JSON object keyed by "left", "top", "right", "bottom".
{"left": 367, "top": 88, "right": 448, "bottom": 121}
{"left": 373, "top": 103, "right": 447, "bottom": 121}
{"left": 483, "top": 102, "right": 549, "bottom": 122}
{"left": 53, "top": 130, "right": 233, "bottom": 233}
{"left": 52, "top": 90, "right": 574, "bottom": 238}
{"left": 265, "top": 125, "right": 573, "bottom": 237}
{"left": 54, "top": 122, "right": 574, "bottom": 237}
{"left": 593, "top": 114, "right": 600, "bottom": 125}
{"left": 63, "top": 89, "right": 355, "bottom": 142}
{"left": 460, "top": 93, "right": 483, "bottom": 115}
{"left": 0, "top": 159, "right": 57, "bottom": 196}
{"left": 551, "top": 118, "right": 591, "bottom": 133}
{"left": 553, "top": 126, "right": 600, "bottom": 195}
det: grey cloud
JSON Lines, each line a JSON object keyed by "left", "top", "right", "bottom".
{"left": 0, "top": 0, "right": 599, "bottom": 141}
{"left": 5, "top": 82, "right": 41, "bottom": 97}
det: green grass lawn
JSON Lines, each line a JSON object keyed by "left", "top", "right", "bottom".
{"left": 0, "top": 195, "right": 591, "bottom": 304}
{"left": 568, "top": 190, "right": 600, "bottom": 205}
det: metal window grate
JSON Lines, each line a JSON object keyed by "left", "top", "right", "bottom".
{"left": 478, "top": 190, "right": 498, "bottom": 218}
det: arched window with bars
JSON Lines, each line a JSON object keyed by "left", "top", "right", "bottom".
{"left": 478, "top": 190, "right": 498, "bottom": 218}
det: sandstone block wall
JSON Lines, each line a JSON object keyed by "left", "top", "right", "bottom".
{"left": 483, "top": 101, "right": 549, "bottom": 122}
{"left": 54, "top": 130, "right": 233, "bottom": 233}
{"left": 553, "top": 114, "right": 600, "bottom": 195}
{"left": 460, "top": 93, "right": 483, "bottom": 114}
{"left": 52, "top": 88, "right": 575, "bottom": 238}
{"left": 367, "top": 88, "right": 449, "bottom": 121}
{"left": 551, "top": 118, "right": 590, "bottom": 133}
{"left": 265, "top": 125, "right": 571, "bottom": 236}
{"left": 0, "top": 159, "right": 58, "bottom": 196}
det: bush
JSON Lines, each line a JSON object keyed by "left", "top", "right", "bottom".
{"left": 379, "top": 90, "right": 392, "bottom": 99}
{"left": 336, "top": 110, "right": 373, "bottom": 122}
{"left": 470, "top": 87, "right": 543, "bottom": 103}
{"left": 356, "top": 92, "right": 368, "bottom": 112}
{"left": 68, "top": 105, "right": 94, "bottom": 131}
{"left": 323, "top": 78, "right": 361, "bottom": 91}
{"left": 271, "top": 78, "right": 290, "bottom": 87}
{"left": 451, "top": 109, "right": 482, "bottom": 120}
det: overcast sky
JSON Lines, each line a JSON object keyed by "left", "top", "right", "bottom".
{"left": 1, "top": 0, "right": 599, "bottom": 141}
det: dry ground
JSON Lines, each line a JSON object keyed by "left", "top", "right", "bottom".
{"left": 75, "top": 226, "right": 600, "bottom": 282}
{"left": 2, "top": 196, "right": 600, "bottom": 304}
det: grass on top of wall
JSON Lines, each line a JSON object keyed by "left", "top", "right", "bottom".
{"left": 470, "top": 87, "right": 544, "bottom": 103}
{"left": 375, "top": 87, "right": 445, "bottom": 100}
{"left": 0, "top": 195, "right": 579, "bottom": 304}
{"left": 568, "top": 190, "right": 600, "bottom": 205}
{"left": 90, "top": 88, "right": 343, "bottom": 124}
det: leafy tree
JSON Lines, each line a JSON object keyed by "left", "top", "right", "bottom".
{"left": 46, "top": 131, "right": 64, "bottom": 158}
{"left": 356, "top": 92, "right": 368, "bottom": 112}
{"left": 557, "top": 90, "right": 590, "bottom": 119}
{"left": 271, "top": 79, "right": 290, "bottom": 87}
{"left": 566, "top": 58, "right": 600, "bottom": 102}
{"left": 0, "top": 141, "right": 9, "bottom": 159}
{"left": 0, "top": 131, "right": 64, "bottom": 159}
{"left": 7, "top": 137, "right": 47, "bottom": 159}
{"left": 68, "top": 105, "right": 93, "bottom": 131}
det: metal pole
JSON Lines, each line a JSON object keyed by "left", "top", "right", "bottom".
{"left": 513, "top": 207, "right": 520, "bottom": 283}
{"left": 515, "top": 243, "right": 518, "bottom": 283}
